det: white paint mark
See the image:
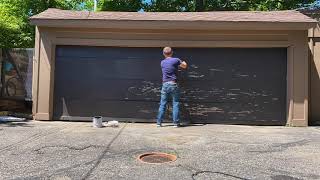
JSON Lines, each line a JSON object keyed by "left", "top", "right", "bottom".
{"left": 209, "top": 68, "right": 224, "bottom": 72}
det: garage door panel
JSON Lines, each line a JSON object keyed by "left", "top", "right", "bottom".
{"left": 179, "top": 67, "right": 285, "bottom": 82}
{"left": 54, "top": 79, "right": 162, "bottom": 101}
{"left": 54, "top": 99, "right": 159, "bottom": 120}
{"left": 56, "top": 57, "right": 161, "bottom": 80}
{"left": 54, "top": 79, "right": 284, "bottom": 103}
{"left": 54, "top": 98, "right": 285, "bottom": 125}
{"left": 56, "top": 46, "right": 163, "bottom": 59}
{"left": 181, "top": 102, "right": 286, "bottom": 125}
{"left": 54, "top": 46, "right": 287, "bottom": 125}
{"left": 180, "top": 87, "right": 284, "bottom": 104}
{"left": 177, "top": 48, "right": 286, "bottom": 82}
{"left": 180, "top": 79, "right": 285, "bottom": 103}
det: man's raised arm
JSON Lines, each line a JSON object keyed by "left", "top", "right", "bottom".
{"left": 179, "top": 60, "right": 188, "bottom": 69}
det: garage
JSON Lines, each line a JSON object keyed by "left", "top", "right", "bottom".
{"left": 30, "top": 9, "right": 316, "bottom": 126}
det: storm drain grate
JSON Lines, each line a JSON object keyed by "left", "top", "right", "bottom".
{"left": 138, "top": 152, "right": 177, "bottom": 164}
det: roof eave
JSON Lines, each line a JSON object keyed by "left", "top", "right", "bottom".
{"left": 30, "top": 19, "right": 317, "bottom": 31}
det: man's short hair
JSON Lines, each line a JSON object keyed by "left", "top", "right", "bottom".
{"left": 163, "top": 47, "right": 173, "bottom": 56}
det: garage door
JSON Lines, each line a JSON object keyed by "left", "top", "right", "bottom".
{"left": 54, "top": 46, "right": 287, "bottom": 125}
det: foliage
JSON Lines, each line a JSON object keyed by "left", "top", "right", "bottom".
{"left": 0, "top": 0, "right": 317, "bottom": 48}
{"left": 0, "top": 0, "right": 94, "bottom": 48}
{"left": 0, "top": 0, "right": 31, "bottom": 48}
{"left": 100, "top": 0, "right": 142, "bottom": 11}
{"left": 143, "top": 0, "right": 315, "bottom": 12}
{"left": 249, "top": 0, "right": 314, "bottom": 11}
{"left": 143, "top": 0, "right": 194, "bottom": 12}
{"left": 204, "top": 0, "right": 250, "bottom": 11}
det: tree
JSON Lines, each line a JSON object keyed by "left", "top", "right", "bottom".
{"left": 195, "top": 0, "right": 204, "bottom": 11}
{"left": 100, "top": 0, "right": 143, "bottom": 11}
{"left": 0, "top": 0, "right": 94, "bottom": 48}
{"left": 143, "top": 0, "right": 194, "bottom": 12}
{"left": 203, "top": 0, "right": 250, "bottom": 11}
{"left": 144, "top": 0, "right": 315, "bottom": 12}
{"left": 0, "top": 0, "right": 316, "bottom": 48}
{"left": 0, "top": 0, "right": 31, "bottom": 48}
{"left": 249, "top": 0, "right": 314, "bottom": 11}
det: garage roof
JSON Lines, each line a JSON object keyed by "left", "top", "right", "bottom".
{"left": 30, "top": 8, "right": 317, "bottom": 30}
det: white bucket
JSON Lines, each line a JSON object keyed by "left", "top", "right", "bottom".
{"left": 93, "top": 116, "right": 103, "bottom": 128}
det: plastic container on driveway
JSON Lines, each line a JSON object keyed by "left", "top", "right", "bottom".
{"left": 92, "top": 116, "right": 103, "bottom": 128}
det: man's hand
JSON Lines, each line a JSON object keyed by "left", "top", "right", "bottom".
{"left": 179, "top": 61, "right": 188, "bottom": 69}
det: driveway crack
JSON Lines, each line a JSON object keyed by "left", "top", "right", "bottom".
{"left": 175, "top": 164, "right": 249, "bottom": 180}
{"left": 34, "top": 145, "right": 103, "bottom": 154}
{"left": 248, "top": 139, "right": 310, "bottom": 153}
{"left": 0, "top": 124, "right": 70, "bottom": 153}
{"left": 81, "top": 123, "right": 128, "bottom": 180}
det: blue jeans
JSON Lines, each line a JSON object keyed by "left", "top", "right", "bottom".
{"left": 157, "top": 82, "right": 180, "bottom": 125}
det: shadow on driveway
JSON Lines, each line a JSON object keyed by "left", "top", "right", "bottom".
{"left": 0, "top": 120, "right": 33, "bottom": 127}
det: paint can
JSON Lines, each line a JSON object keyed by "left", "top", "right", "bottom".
{"left": 93, "top": 116, "right": 103, "bottom": 128}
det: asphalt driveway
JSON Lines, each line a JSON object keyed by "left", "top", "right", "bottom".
{"left": 0, "top": 121, "right": 320, "bottom": 180}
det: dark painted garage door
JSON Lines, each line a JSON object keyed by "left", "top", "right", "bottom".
{"left": 54, "top": 46, "right": 287, "bottom": 125}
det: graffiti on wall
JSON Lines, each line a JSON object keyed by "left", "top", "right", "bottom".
{"left": 0, "top": 49, "right": 33, "bottom": 100}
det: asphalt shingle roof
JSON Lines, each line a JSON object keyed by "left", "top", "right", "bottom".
{"left": 30, "top": 8, "right": 316, "bottom": 23}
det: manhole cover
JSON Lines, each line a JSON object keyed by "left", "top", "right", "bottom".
{"left": 138, "top": 152, "right": 177, "bottom": 164}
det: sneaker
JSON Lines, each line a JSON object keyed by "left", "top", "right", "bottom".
{"left": 173, "top": 124, "right": 180, "bottom": 128}
{"left": 157, "top": 124, "right": 162, "bottom": 127}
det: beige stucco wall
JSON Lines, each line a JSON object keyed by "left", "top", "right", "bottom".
{"left": 32, "top": 26, "right": 310, "bottom": 126}
{"left": 308, "top": 24, "right": 320, "bottom": 125}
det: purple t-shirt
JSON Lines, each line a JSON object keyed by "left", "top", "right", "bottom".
{"left": 161, "top": 57, "right": 182, "bottom": 82}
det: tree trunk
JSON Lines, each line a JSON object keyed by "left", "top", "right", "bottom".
{"left": 0, "top": 49, "right": 5, "bottom": 96}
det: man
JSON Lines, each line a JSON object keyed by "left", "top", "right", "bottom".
{"left": 157, "top": 47, "right": 187, "bottom": 128}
